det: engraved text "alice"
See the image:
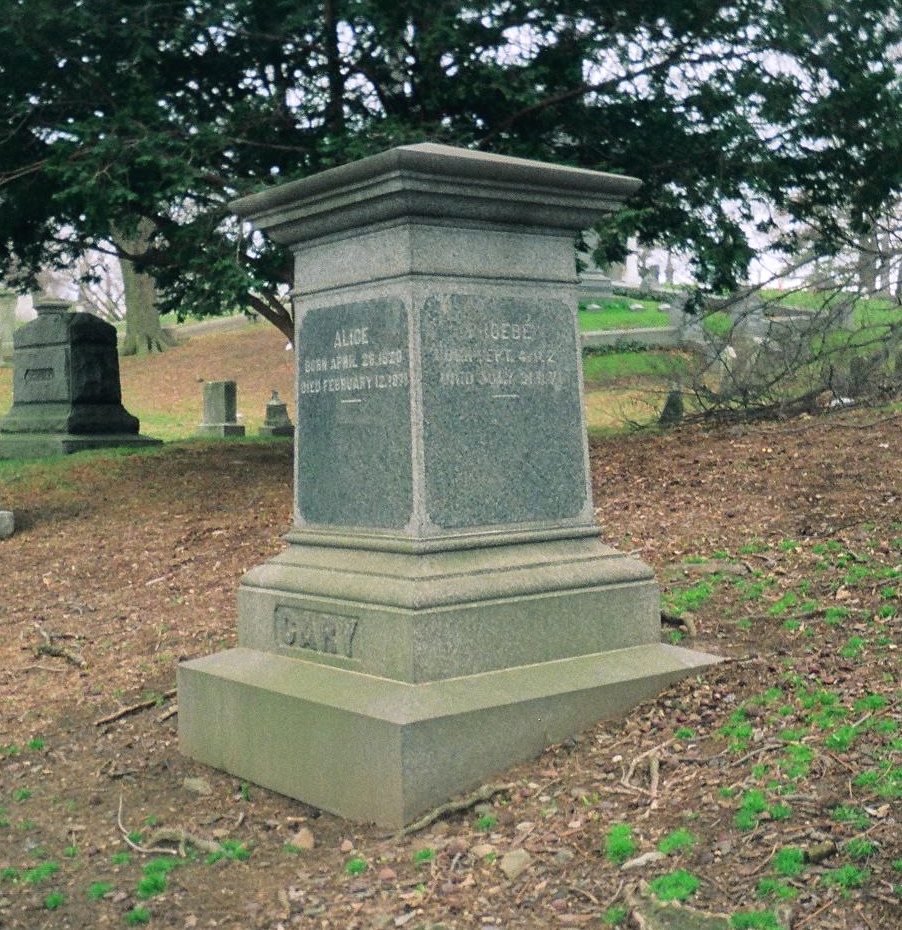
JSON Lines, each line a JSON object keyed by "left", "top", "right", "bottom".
{"left": 334, "top": 327, "right": 369, "bottom": 349}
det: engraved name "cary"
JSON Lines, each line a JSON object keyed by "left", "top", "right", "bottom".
{"left": 333, "top": 327, "right": 369, "bottom": 349}
{"left": 274, "top": 605, "right": 358, "bottom": 658}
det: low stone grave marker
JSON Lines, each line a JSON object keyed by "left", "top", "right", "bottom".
{"left": 259, "top": 390, "right": 294, "bottom": 437}
{"left": 179, "top": 143, "right": 719, "bottom": 828}
{"left": 0, "top": 288, "right": 15, "bottom": 365}
{"left": 197, "top": 380, "right": 245, "bottom": 437}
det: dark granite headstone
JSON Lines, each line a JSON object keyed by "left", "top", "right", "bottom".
{"left": 0, "top": 298, "right": 160, "bottom": 459}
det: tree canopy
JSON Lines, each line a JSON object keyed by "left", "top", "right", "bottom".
{"left": 1, "top": 0, "right": 901, "bottom": 339}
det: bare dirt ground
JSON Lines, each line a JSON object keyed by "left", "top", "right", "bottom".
{"left": 1, "top": 327, "right": 900, "bottom": 930}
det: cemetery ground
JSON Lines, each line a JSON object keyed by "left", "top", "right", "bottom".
{"left": 1, "top": 322, "right": 901, "bottom": 930}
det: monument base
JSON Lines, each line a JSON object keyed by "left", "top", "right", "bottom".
{"left": 197, "top": 424, "right": 246, "bottom": 437}
{"left": 178, "top": 642, "right": 716, "bottom": 828}
{"left": 179, "top": 534, "right": 720, "bottom": 827}
{"left": 0, "top": 432, "right": 162, "bottom": 460}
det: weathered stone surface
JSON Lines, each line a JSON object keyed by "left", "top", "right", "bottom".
{"left": 0, "top": 289, "right": 15, "bottom": 364}
{"left": 499, "top": 848, "right": 532, "bottom": 880}
{"left": 0, "top": 510, "right": 13, "bottom": 539}
{"left": 197, "top": 380, "right": 245, "bottom": 437}
{"left": 420, "top": 293, "right": 586, "bottom": 528}
{"left": 178, "top": 642, "right": 716, "bottom": 828}
{"left": 295, "top": 298, "right": 410, "bottom": 528}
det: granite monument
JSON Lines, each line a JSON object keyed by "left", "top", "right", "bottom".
{"left": 179, "top": 144, "right": 718, "bottom": 827}
{"left": 0, "top": 298, "right": 161, "bottom": 459}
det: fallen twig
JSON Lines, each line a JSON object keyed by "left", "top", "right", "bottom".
{"left": 660, "top": 611, "right": 698, "bottom": 637}
{"left": 622, "top": 740, "right": 673, "bottom": 793}
{"left": 33, "top": 626, "right": 86, "bottom": 669}
{"left": 392, "top": 782, "right": 513, "bottom": 839}
{"left": 117, "top": 794, "right": 224, "bottom": 857}
{"left": 94, "top": 688, "right": 177, "bottom": 727}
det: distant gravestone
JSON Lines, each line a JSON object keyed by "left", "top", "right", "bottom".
{"left": 578, "top": 269, "right": 613, "bottom": 299}
{"left": 179, "top": 144, "right": 719, "bottom": 828}
{"left": 0, "top": 509, "right": 13, "bottom": 539}
{"left": 197, "top": 380, "right": 245, "bottom": 437}
{"left": 0, "top": 288, "right": 15, "bottom": 364}
{"left": 0, "top": 298, "right": 161, "bottom": 459}
{"left": 658, "top": 389, "right": 684, "bottom": 427}
{"left": 259, "top": 390, "right": 294, "bottom": 437}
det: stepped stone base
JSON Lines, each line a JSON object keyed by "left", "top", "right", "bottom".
{"left": 179, "top": 641, "right": 715, "bottom": 828}
{"left": 179, "top": 536, "right": 720, "bottom": 828}
{"left": 196, "top": 423, "right": 246, "bottom": 437}
{"left": 0, "top": 432, "right": 162, "bottom": 460}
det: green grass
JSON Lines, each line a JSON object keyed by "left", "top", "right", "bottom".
{"left": 773, "top": 847, "right": 806, "bottom": 877}
{"left": 604, "top": 823, "right": 637, "bottom": 865}
{"left": 205, "top": 840, "right": 250, "bottom": 864}
{"left": 648, "top": 869, "right": 700, "bottom": 901}
{"left": 603, "top": 905, "right": 629, "bottom": 925}
{"left": 701, "top": 310, "right": 733, "bottom": 339}
{"left": 822, "top": 864, "right": 868, "bottom": 891}
{"left": 345, "top": 856, "right": 367, "bottom": 875}
{"left": 43, "top": 891, "right": 65, "bottom": 910}
{"left": 731, "top": 911, "right": 787, "bottom": 930}
{"left": 87, "top": 881, "right": 115, "bottom": 901}
{"left": 22, "top": 861, "right": 59, "bottom": 884}
{"left": 579, "top": 297, "right": 670, "bottom": 331}
{"left": 412, "top": 847, "right": 436, "bottom": 866}
{"left": 581, "top": 348, "right": 685, "bottom": 382}
{"left": 475, "top": 814, "right": 498, "bottom": 831}
{"left": 658, "top": 828, "right": 697, "bottom": 855}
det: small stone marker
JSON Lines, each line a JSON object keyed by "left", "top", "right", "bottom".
{"left": 0, "top": 509, "right": 13, "bottom": 539}
{"left": 197, "top": 380, "right": 245, "bottom": 437}
{"left": 658, "top": 389, "right": 684, "bottom": 427}
{"left": 259, "top": 390, "right": 294, "bottom": 437}
{"left": 0, "top": 288, "right": 15, "bottom": 365}
{"left": 179, "top": 143, "right": 719, "bottom": 828}
{"left": 0, "top": 297, "right": 161, "bottom": 459}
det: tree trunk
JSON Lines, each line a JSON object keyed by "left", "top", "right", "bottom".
{"left": 856, "top": 229, "right": 879, "bottom": 297}
{"left": 115, "top": 219, "right": 176, "bottom": 356}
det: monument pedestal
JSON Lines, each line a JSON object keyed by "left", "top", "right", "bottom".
{"left": 179, "top": 144, "right": 718, "bottom": 827}
{"left": 181, "top": 532, "right": 714, "bottom": 825}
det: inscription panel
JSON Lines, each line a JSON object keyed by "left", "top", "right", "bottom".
{"left": 13, "top": 347, "right": 69, "bottom": 404}
{"left": 421, "top": 294, "right": 587, "bottom": 529}
{"left": 296, "top": 299, "right": 412, "bottom": 528}
{"left": 274, "top": 605, "right": 359, "bottom": 660}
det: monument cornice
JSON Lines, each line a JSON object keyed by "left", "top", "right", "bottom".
{"left": 232, "top": 142, "right": 641, "bottom": 244}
